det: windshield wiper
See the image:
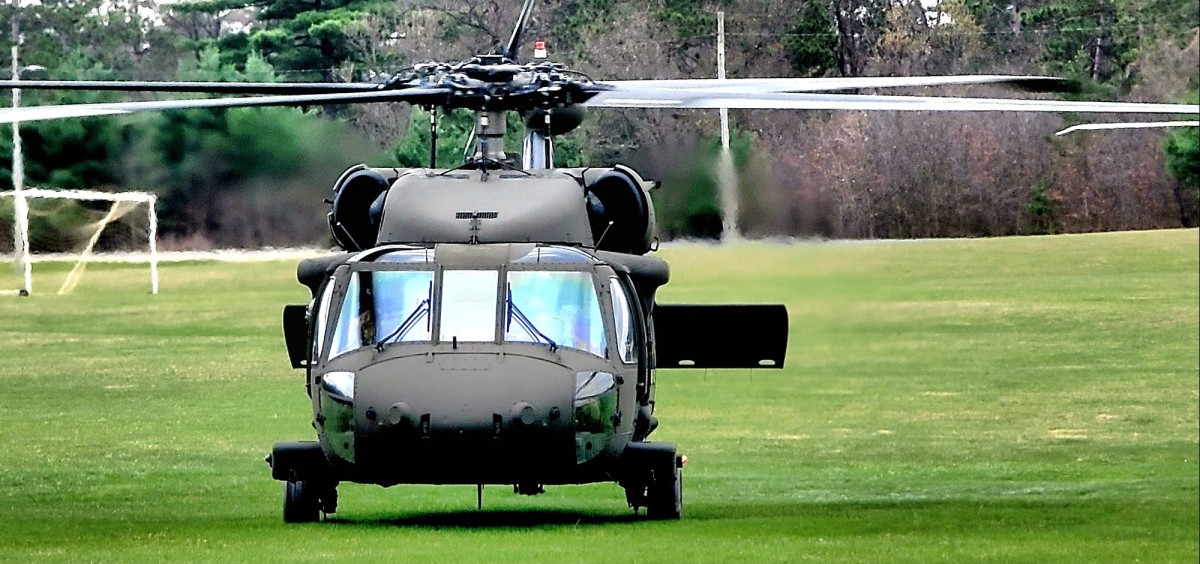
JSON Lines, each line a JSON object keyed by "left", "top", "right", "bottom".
{"left": 376, "top": 298, "right": 430, "bottom": 351}
{"left": 507, "top": 288, "right": 558, "bottom": 352}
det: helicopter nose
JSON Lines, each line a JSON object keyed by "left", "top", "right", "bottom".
{"left": 355, "top": 354, "right": 576, "bottom": 437}
{"left": 351, "top": 354, "right": 580, "bottom": 481}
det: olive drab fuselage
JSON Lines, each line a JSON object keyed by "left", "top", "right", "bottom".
{"left": 270, "top": 165, "right": 786, "bottom": 521}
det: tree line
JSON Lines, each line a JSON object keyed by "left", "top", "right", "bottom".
{"left": 1, "top": 0, "right": 1197, "bottom": 250}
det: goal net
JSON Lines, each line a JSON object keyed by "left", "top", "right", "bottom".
{"left": 1, "top": 188, "right": 159, "bottom": 296}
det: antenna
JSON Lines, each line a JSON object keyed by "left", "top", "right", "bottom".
{"left": 595, "top": 220, "right": 614, "bottom": 248}
{"left": 428, "top": 107, "right": 438, "bottom": 167}
{"left": 335, "top": 221, "right": 364, "bottom": 251}
{"left": 503, "top": 0, "right": 538, "bottom": 61}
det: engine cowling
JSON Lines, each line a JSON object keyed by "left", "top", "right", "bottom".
{"left": 328, "top": 165, "right": 394, "bottom": 251}
{"left": 326, "top": 164, "right": 657, "bottom": 255}
{"left": 581, "top": 165, "right": 657, "bottom": 255}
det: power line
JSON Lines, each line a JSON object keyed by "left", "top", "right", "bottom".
{"left": 671, "top": 22, "right": 1192, "bottom": 41}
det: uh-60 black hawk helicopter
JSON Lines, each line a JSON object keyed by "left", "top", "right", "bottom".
{"left": 3, "top": 0, "right": 1197, "bottom": 523}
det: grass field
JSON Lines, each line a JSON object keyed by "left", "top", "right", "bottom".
{"left": 1, "top": 230, "right": 1196, "bottom": 563}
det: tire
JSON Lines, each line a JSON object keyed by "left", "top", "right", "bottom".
{"left": 283, "top": 480, "right": 321, "bottom": 523}
{"left": 646, "top": 464, "right": 682, "bottom": 520}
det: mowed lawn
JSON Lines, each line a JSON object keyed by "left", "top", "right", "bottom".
{"left": 0, "top": 229, "right": 1196, "bottom": 563}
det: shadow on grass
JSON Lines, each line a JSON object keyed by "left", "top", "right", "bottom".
{"left": 327, "top": 508, "right": 643, "bottom": 529}
{"left": 323, "top": 495, "right": 1195, "bottom": 537}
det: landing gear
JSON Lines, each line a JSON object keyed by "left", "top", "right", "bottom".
{"left": 283, "top": 480, "right": 337, "bottom": 523}
{"left": 270, "top": 441, "right": 337, "bottom": 523}
{"left": 620, "top": 442, "right": 683, "bottom": 520}
{"left": 646, "top": 463, "right": 682, "bottom": 520}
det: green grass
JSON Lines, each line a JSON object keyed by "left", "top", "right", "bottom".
{"left": 1, "top": 229, "right": 1197, "bottom": 563}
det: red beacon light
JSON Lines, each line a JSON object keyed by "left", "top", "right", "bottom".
{"left": 533, "top": 40, "right": 548, "bottom": 60}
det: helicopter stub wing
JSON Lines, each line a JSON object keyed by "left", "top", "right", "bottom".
{"left": 0, "top": 87, "right": 451, "bottom": 124}
{"left": 583, "top": 87, "right": 1200, "bottom": 115}
{"left": 654, "top": 304, "right": 789, "bottom": 370}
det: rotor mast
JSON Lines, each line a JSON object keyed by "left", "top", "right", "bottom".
{"left": 471, "top": 109, "right": 555, "bottom": 170}
{"left": 522, "top": 123, "right": 552, "bottom": 169}
{"left": 473, "top": 110, "right": 508, "bottom": 163}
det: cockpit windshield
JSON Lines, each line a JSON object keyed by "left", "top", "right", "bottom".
{"left": 440, "top": 270, "right": 499, "bottom": 342}
{"left": 325, "top": 253, "right": 608, "bottom": 360}
{"left": 329, "top": 270, "right": 435, "bottom": 359}
{"left": 505, "top": 271, "right": 606, "bottom": 357}
{"left": 374, "top": 271, "right": 435, "bottom": 346}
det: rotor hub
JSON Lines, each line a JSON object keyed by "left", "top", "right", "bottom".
{"left": 386, "top": 59, "right": 602, "bottom": 113}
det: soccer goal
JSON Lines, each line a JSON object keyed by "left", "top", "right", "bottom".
{"left": 1, "top": 188, "right": 159, "bottom": 296}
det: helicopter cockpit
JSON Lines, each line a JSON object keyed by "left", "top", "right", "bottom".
{"left": 314, "top": 245, "right": 635, "bottom": 364}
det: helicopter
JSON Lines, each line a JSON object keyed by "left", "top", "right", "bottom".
{"left": 2, "top": 0, "right": 1197, "bottom": 523}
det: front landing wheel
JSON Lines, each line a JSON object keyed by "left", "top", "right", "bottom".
{"left": 646, "top": 463, "right": 682, "bottom": 520}
{"left": 283, "top": 480, "right": 321, "bottom": 523}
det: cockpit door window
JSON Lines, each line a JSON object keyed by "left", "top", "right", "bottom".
{"left": 610, "top": 277, "right": 638, "bottom": 363}
{"left": 329, "top": 272, "right": 363, "bottom": 359}
{"left": 313, "top": 277, "right": 336, "bottom": 360}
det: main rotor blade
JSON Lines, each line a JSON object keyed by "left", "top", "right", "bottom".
{"left": 1056, "top": 121, "right": 1200, "bottom": 135}
{"left": 585, "top": 89, "right": 1200, "bottom": 115}
{"left": 0, "top": 79, "right": 383, "bottom": 94}
{"left": 598, "top": 75, "right": 1076, "bottom": 94}
{"left": 0, "top": 88, "right": 449, "bottom": 124}
{"left": 503, "top": 0, "right": 538, "bottom": 61}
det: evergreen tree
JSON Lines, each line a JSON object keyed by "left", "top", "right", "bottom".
{"left": 1163, "top": 92, "right": 1199, "bottom": 226}
{"left": 118, "top": 47, "right": 378, "bottom": 240}
{"left": 170, "top": 0, "right": 391, "bottom": 79}
{"left": 784, "top": 1, "right": 839, "bottom": 77}
{"left": 1023, "top": 0, "right": 1137, "bottom": 85}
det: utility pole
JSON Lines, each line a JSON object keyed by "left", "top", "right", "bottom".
{"left": 718, "top": 11, "right": 729, "bottom": 150}
{"left": 10, "top": 0, "right": 31, "bottom": 295}
{"left": 716, "top": 10, "right": 740, "bottom": 243}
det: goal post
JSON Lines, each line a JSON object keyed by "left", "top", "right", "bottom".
{"left": 2, "top": 188, "right": 159, "bottom": 295}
